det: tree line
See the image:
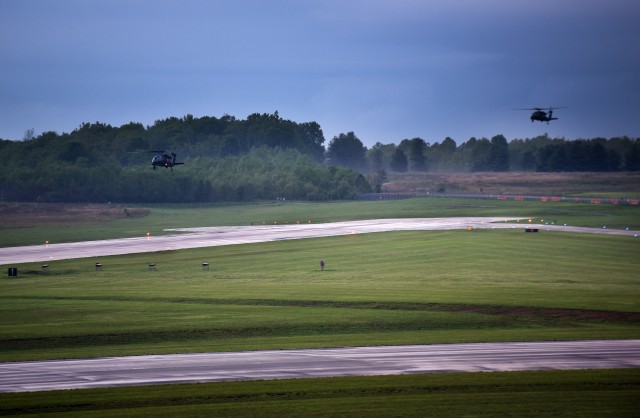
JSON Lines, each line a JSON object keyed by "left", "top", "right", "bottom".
{"left": 0, "top": 113, "right": 366, "bottom": 203}
{"left": 1, "top": 112, "right": 638, "bottom": 203}
{"left": 326, "top": 132, "right": 638, "bottom": 191}
{"left": 329, "top": 134, "right": 640, "bottom": 174}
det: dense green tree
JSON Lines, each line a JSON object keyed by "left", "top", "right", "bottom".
{"left": 367, "top": 143, "right": 384, "bottom": 172}
{"left": 440, "top": 137, "right": 457, "bottom": 154}
{"left": 465, "top": 137, "right": 491, "bottom": 171}
{"left": 624, "top": 142, "right": 640, "bottom": 171}
{"left": 366, "top": 142, "right": 397, "bottom": 173}
{"left": 404, "top": 137, "right": 427, "bottom": 171}
{"left": 57, "top": 141, "right": 91, "bottom": 164}
{"left": 326, "top": 132, "right": 367, "bottom": 171}
{"left": 299, "top": 121, "right": 326, "bottom": 161}
{"left": 390, "top": 148, "right": 408, "bottom": 172}
{"left": 537, "top": 143, "right": 568, "bottom": 171}
{"left": 427, "top": 137, "right": 457, "bottom": 171}
{"left": 489, "top": 134, "right": 510, "bottom": 171}
{"left": 520, "top": 151, "right": 537, "bottom": 171}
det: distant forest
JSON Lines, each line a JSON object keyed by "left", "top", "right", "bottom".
{"left": 1, "top": 112, "right": 638, "bottom": 203}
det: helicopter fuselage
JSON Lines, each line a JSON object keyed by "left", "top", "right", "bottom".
{"left": 530, "top": 110, "right": 557, "bottom": 123}
{"left": 151, "top": 153, "right": 183, "bottom": 170}
{"left": 518, "top": 106, "right": 566, "bottom": 124}
{"left": 152, "top": 154, "right": 171, "bottom": 168}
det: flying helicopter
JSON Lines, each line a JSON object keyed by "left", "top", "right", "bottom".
{"left": 515, "top": 107, "right": 567, "bottom": 124}
{"left": 151, "top": 151, "right": 184, "bottom": 170}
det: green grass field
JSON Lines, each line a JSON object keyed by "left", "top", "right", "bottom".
{"left": 2, "top": 228, "right": 639, "bottom": 361}
{"left": 1, "top": 197, "right": 639, "bottom": 415}
{"left": 2, "top": 369, "right": 638, "bottom": 417}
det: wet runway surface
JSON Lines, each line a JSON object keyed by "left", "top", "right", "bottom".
{"left": 2, "top": 218, "right": 638, "bottom": 393}
{"left": 2, "top": 340, "right": 639, "bottom": 392}
{"left": 1, "top": 217, "right": 637, "bottom": 264}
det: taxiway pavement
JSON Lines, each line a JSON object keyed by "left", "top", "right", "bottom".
{"left": 2, "top": 218, "right": 638, "bottom": 393}
{"left": 1, "top": 217, "right": 637, "bottom": 265}
{"left": 1, "top": 340, "right": 639, "bottom": 392}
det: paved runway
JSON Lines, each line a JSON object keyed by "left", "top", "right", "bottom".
{"left": 1, "top": 217, "right": 637, "bottom": 264}
{"left": 2, "top": 218, "right": 638, "bottom": 393}
{"left": 1, "top": 340, "right": 639, "bottom": 392}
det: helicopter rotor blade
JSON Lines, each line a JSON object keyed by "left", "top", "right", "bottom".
{"left": 513, "top": 106, "right": 567, "bottom": 111}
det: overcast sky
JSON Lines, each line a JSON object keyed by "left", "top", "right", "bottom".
{"left": 2, "top": 0, "right": 639, "bottom": 147}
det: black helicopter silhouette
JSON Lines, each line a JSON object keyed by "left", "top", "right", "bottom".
{"left": 515, "top": 107, "right": 567, "bottom": 124}
{"left": 151, "top": 151, "right": 184, "bottom": 170}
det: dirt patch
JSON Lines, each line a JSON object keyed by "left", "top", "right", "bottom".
{"left": 0, "top": 203, "right": 149, "bottom": 228}
{"left": 383, "top": 172, "right": 640, "bottom": 196}
{"left": 442, "top": 304, "right": 640, "bottom": 324}
{"left": 188, "top": 299, "right": 640, "bottom": 325}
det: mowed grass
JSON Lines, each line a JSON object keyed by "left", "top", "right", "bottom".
{"left": 1, "top": 198, "right": 639, "bottom": 416}
{"left": 1, "top": 229, "right": 639, "bottom": 361}
{"left": 1, "top": 369, "right": 639, "bottom": 417}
